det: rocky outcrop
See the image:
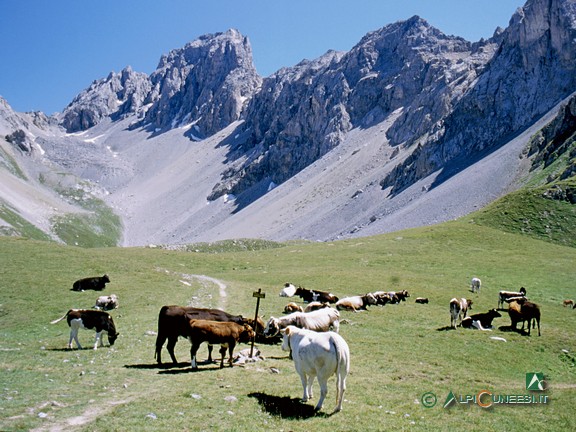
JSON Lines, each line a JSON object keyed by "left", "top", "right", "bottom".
{"left": 209, "top": 17, "right": 498, "bottom": 199}
{"left": 528, "top": 93, "right": 576, "bottom": 180}
{"left": 381, "top": 0, "right": 576, "bottom": 194}
{"left": 60, "top": 66, "right": 151, "bottom": 132}
{"left": 142, "top": 29, "right": 261, "bottom": 137}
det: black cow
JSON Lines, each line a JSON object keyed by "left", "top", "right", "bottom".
{"left": 294, "top": 287, "right": 339, "bottom": 303}
{"left": 51, "top": 309, "right": 119, "bottom": 349}
{"left": 461, "top": 309, "right": 502, "bottom": 330}
{"left": 72, "top": 274, "right": 110, "bottom": 291}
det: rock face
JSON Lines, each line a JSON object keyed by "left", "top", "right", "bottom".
{"left": 142, "top": 29, "right": 262, "bottom": 137}
{"left": 381, "top": 0, "right": 576, "bottom": 193}
{"left": 209, "top": 16, "right": 500, "bottom": 199}
{"left": 528, "top": 93, "right": 576, "bottom": 180}
{"left": 60, "top": 67, "right": 151, "bottom": 132}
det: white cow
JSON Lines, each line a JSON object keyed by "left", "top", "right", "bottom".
{"left": 279, "top": 283, "right": 297, "bottom": 297}
{"left": 281, "top": 325, "right": 350, "bottom": 412}
{"left": 470, "top": 277, "right": 481, "bottom": 294}
{"left": 94, "top": 294, "right": 119, "bottom": 310}
{"left": 263, "top": 307, "right": 340, "bottom": 337}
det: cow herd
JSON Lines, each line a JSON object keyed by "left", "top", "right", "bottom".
{"left": 50, "top": 273, "right": 552, "bottom": 413}
{"left": 448, "top": 278, "right": 543, "bottom": 336}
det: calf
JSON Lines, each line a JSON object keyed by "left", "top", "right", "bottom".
{"left": 72, "top": 274, "right": 110, "bottom": 291}
{"left": 497, "top": 287, "right": 527, "bottom": 309}
{"left": 449, "top": 298, "right": 472, "bottom": 328}
{"left": 94, "top": 294, "right": 119, "bottom": 311}
{"left": 461, "top": 309, "right": 501, "bottom": 330}
{"left": 187, "top": 319, "right": 255, "bottom": 369}
{"left": 51, "top": 309, "right": 119, "bottom": 350}
{"left": 562, "top": 299, "right": 574, "bottom": 308}
{"left": 415, "top": 297, "right": 429, "bottom": 304}
{"left": 281, "top": 325, "right": 350, "bottom": 412}
{"left": 155, "top": 305, "right": 265, "bottom": 365}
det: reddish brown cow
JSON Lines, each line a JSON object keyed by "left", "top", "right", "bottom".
{"left": 188, "top": 320, "right": 255, "bottom": 369}
{"left": 154, "top": 306, "right": 266, "bottom": 365}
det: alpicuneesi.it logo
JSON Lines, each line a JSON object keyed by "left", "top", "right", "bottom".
{"left": 421, "top": 373, "right": 549, "bottom": 409}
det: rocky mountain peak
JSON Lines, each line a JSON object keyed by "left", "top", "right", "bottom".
{"left": 142, "top": 28, "right": 262, "bottom": 137}
{"left": 60, "top": 66, "right": 151, "bottom": 132}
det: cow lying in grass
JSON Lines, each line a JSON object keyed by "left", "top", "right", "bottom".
{"left": 461, "top": 309, "right": 501, "bottom": 330}
{"left": 94, "top": 294, "right": 119, "bottom": 311}
{"left": 72, "top": 274, "right": 110, "bottom": 291}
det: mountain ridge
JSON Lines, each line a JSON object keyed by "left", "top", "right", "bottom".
{"left": 1, "top": 0, "right": 575, "bottom": 247}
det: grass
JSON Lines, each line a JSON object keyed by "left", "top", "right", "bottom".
{"left": 0, "top": 220, "right": 575, "bottom": 431}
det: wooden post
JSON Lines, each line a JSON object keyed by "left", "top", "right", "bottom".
{"left": 250, "top": 288, "right": 266, "bottom": 358}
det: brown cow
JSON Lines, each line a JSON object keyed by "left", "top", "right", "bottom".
{"left": 187, "top": 319, "right": 255, "bottom": 369}
{"left": 154, "top": 306, "right": 266, "bottom": 365}
{"left": 51, "top": 309, "right": 119, "bottom": 349}
{"left": 508, "top": 300, "right": 541, "bottom": 336}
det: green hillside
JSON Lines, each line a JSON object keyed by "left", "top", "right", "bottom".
{"left": 466, "top": 178, "right": 576, "bottom": 248}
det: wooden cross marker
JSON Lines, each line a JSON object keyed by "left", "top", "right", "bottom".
{"left": 250, "top": 289, "right": 266, "bottom": 358}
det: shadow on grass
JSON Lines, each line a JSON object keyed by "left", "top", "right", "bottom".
{"left": 436, "top": 326, "right": 456, "bottom": 331}
{"left": 124, "top": 362, "right": 190, "bottom": 370}
{"left": 248, "top": 392, "right": 328, "bottom": 419}
{"left": 498, "top": 325, "right": 531, "bottom": 336}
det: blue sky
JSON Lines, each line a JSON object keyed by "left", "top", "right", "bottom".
{"left": 0, "top": 0, "right": 525, "bottom": 114}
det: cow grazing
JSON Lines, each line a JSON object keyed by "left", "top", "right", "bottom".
{"left": 187, "top": 320, "right": 255, "bottom": 369}
{"left": 263, "top": 308, "right": 340, "bottom": 338}
{"left": 415, "top": 297, "right": 429, "bottom": 304}
{"left": 295, "top": 287, "right": 339, "bottom": 304}
{"left": 51, "top": 309, "right": 118, "bottom": 350}
{"left": 335, "top": 293, "right": 378, "bottom": 311}
{"left": 508, "top": 300, "right": 541, "bottom": 336}
{"left": 497, "top": 287, "right": 527, "bottom": 309}
{"left": 94, "top": 294, "right": 119, "bottom": 311}
{"left": 155, "top": 306, "right": 265, "bottom": 365}
{"left": 449, "top": 298, "right": 472, "bottom": 328}
{"left": 470, "top": 277, "right": 481, "bottom": 293}
{"left": 280, "top": 283, "right": 297, "bottom": 297}
{"left": 281, "top": 325, "right": 350, "bottom": 412}
{"left": 562, "top": 299, "right": 574, "bottom": 307}
{"left": 72, "top": 274, "right": 110, "bottom": 291}
{"left": 461, "top": 309, "right": 501, "bottom": 331}
{"left": 284, "top": 302, "right": 304, "bottom": 314}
